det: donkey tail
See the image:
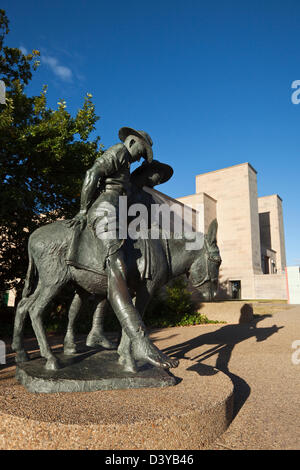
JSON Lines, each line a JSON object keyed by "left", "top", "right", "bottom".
{"left": 21, "top": 244, "right": 37, "bottom": 299}
{"left": 12, "top": 243, "right": 38, "bottom": 354}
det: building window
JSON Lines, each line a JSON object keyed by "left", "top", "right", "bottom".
{"left": 230, "top": 281, "right": 241, "bottom": 299}
{"left": 259, "top": 212, "right": 271, "bottom": 249}
{"left": 271, "top": 260, "right": 277, "bottom": 274}
{"left": 262, "top": 255, "right": 270, "bottom": 274}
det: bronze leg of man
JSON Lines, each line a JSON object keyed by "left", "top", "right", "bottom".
{"left": 106, "top": 251, "right": 177, "bottom": 369}
{"left": 106, "top": 251, "right": 146, "bottom": 336}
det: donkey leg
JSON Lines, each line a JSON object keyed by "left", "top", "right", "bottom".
{"left": 117, "top": 291, "right": 150, "bottom": 372}
{"left": 117, "top": 290, "right": 152, "bottom": 372}
{"left": 12, "top": 297, "right": 33, "bottom": 363}
{"left": 29, "top": 286, "right": 62, "bottom": 370}
{"left": 86, "top": 299, "right": 115, "bottom": 349}
{"left": 107, "top": 256, "right": 177, "bottom": 370}
{"left": 136, "top": 286, "right": 179, "bottom": 369}
{"left": 117, "top": 329, "right": 137, "bottom": 372}
{"left": 64, "top": 292, "right": 82, "bottom": 355}
{"left": 116, "top": 289, "right": 152, "bottom": 371}
{"left": 117, "top": 285, "right": 179, "bottom": 371}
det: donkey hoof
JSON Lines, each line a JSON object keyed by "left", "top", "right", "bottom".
{"left": 15, "top": 350, "right": 29, "bottom": 363}
{"left": 118, "top": 355, "right": 137, "bottom": 373}
{"left": 45, "top": 357, "right": 60, "bottom": 370}
{"left": 86, "top": 334, "right": 115, "bottom": 350}
{"left": 64, "top": 345, "right": 78, "bottom": 355}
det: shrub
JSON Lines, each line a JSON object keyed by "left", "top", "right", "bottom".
{"left": 144, "top": 277, "right": 216, "bottom": 328}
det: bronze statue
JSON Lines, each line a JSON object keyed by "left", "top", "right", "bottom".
{"left": 12, "top": 128, "right": 221, "bottom": 374}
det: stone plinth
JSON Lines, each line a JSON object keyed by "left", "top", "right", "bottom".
{"left": 16, "top": 350, "right": 176, "bottom": 393}
{"left": 1, "top": 357, "right": 233, "bottom": 449}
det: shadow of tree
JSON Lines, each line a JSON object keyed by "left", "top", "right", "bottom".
{"left": 163, "top": 315, "right": 283, "bottom": 419}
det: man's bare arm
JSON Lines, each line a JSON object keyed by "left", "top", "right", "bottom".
{"left": 68, "top": 161, "right": 102, "bottom": 228}
{"left": 79, "top": 162, "right": 103, "bottom": 214}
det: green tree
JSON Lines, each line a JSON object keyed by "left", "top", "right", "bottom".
{"left": 0, "top": 9, "right": 102, "bottom": 295}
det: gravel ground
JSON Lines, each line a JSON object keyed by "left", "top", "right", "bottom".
{"left": 0, "top": 304, "right": 299, "bottom": 450}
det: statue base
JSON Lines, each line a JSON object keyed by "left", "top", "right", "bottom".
{"left": 15, "top": 349, "right": 177, "bottom": 393}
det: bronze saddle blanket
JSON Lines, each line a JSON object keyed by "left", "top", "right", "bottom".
{"left": 65, "top": 224, "right": 152, "bottom": 279}
{"left": 66, "top": 225, "right": 107, "bottom": 275}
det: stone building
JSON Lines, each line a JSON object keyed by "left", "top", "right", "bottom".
{"left": 177, "top": 162, "right": 287, "bottom": 300}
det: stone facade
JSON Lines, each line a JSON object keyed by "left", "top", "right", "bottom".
{"left": 177, "top": 163, "right": 287, "bottom": 300}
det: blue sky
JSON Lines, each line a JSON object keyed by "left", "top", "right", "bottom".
{"left": 2, "top": 0, "right": 300, "bottom": 265}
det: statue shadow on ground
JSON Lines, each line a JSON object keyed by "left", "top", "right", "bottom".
{"left": 160, "top": 313, "right": 284, "bottom": 420}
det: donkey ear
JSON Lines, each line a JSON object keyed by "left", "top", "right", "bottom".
{"left": 207, "top": 219, "right": 218, "bottom": 245}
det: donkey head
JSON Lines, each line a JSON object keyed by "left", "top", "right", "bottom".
{"left": 188, "top": 219, "right": 221, "bottom": 301}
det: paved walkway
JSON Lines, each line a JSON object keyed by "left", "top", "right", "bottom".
{"left": 153, "top": 304, "right": 300, "bottom": 449}
{"left": 1, "top": 305, "right": 300, "bottom": 449}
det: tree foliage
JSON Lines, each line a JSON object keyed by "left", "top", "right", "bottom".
{"left": 0, "top": 9, "right": 102, "bottom": 293}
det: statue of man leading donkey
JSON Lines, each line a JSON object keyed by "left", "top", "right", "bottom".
{"left": 12, "top": 127, "right": 221, "bottom": 374}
